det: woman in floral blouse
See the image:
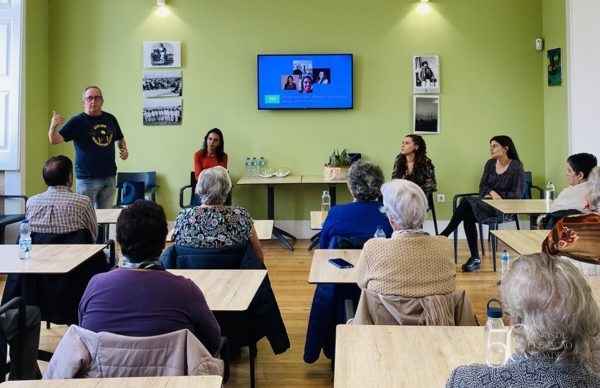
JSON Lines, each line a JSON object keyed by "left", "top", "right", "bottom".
{"left": 172, "top": 166, "right": 264, "bottom": 262}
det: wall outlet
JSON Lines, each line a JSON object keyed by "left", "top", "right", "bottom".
{"left": 436, "top": 194, "right": 446, "bottom": 203}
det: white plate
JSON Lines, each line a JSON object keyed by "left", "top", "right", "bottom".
{"left": 275, "top": 170, "right": 290, "bottom": 178}
{"left": 258, "top": 173, "right": 275, "bottom": 178}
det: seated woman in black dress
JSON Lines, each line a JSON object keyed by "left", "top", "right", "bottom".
{"left": 439, "top": 135, "right": 524, "bottom": 272}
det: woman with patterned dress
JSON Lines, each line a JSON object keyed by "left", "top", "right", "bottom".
{"left": 172, "top": 166, "right": 264, "bottom": 262}
{"left": 391, "top": 134, "right": 436, "bottom": 196}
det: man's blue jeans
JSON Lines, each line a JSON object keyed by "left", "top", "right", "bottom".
{"left": 76, "top": 176, "right": 116, "bottom": 209}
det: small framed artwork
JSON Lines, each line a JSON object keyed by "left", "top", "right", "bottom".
{"left": 143, "top": 98, "right": 182, "bottom": 126}
{"left": 142, "top": 70, "right": 183, "bottom": 98}
{"left": 413, "top": 55, "right": 440, "bottom": 93}
{"left": 547, "top": 48, "right": 562, "bottom": 86}
{"left": 413, "top": 95, "right": 440, "bottom": 134}
{"left": 143, "top": 41, "right": 181, "bottom": 68}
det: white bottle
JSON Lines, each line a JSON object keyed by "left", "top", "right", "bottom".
{"left": 251, "top": 157, "right": 258, "bottom": 177}
{"left": 500, "top": 250, "right": 510, "bottom": 283}
{"left": 245, "top": 157, "right": 252, "bottom": 177}
{"left": 19, "top": 219, "right": 32, "bottom": 260}
{"left": 321, "top": 190, "right": 331, "bottom": 213}
{"left": 484, "top": 298, "right": 508, "bottom": 367}
{"left": 258, "top": 157, "right": 266, "bottom": 176}
{"left": 374, "top": 226, "right": 386, "bottom": 239}
{"left": 545, "top": 180, "right": 555, "bottom": 211}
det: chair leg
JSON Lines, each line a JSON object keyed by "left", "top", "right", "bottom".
{"left": 491, "top": 224, "right": 498, "bottom": 272}
{"left": 249, "top": 342, "right": 257, "bottom": 388}
{"left": 427, "top": 193, "right": 439, "bottom": 235}
{"left": 478, "top": 223, "right": 485, "bottom": 256}
{"left": 453, "top": 230, "right": 458, "bottom": 264}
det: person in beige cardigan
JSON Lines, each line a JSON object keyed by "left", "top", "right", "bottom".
{"left": 354, "top": 179, "right": 476, "bottom": 326}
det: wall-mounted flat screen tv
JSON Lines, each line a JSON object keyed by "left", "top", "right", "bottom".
{"left": 257, "top": 54, "right": 353, "bottom": 110}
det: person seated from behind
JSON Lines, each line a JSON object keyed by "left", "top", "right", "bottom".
{"left": 26, "top": 155, "right": 98, "bottom": 241}
{"left": 319, "top": 160, "right": 392, "bottom": 248}
{"left": 542, "top": 166, "right": 600, "bottom": 269}
{"left": 79, "top": 200, "right": 221, "bottom": 354}
{"left": 172, "top": 166, "right": 265, "bottom": 262}
{"left": 354, "top": 179, "right": 459, "bottom": 325}
{"left": 446, "top": 253, "right": 600, "bottom": 387}
{"left": 538, "top": 152, "right": 597, "bottom": 228}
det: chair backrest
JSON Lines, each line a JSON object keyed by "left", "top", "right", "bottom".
{"left": 44, "top": 326, "right": 223, "bottom": 379}
{"left": 328, "top": 235, "right": 370, "bottom": 249}
{"left": 523, "top": 171, "right": 533, "bottom": 199}
{"left": 116, "top": 171, "right": 158, "bottom": 205}
{"left": 160, "top": 243, "right": 261, "bottom": 270}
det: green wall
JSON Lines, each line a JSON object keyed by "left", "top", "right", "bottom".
{"left": 542, "top": 0, "right": 568, "bottom": 192}
{"left": 25, "top": 0, "right": 550, "bottom": 221}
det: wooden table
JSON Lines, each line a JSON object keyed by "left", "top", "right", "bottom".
{"left": 169, "top": 269, "right": 267, "bottom": 311}
{"left": 310, "top": 210, "right": 326, "bottom": 230}
{"left": 490, "top": 230, "right": 548, "bottom": 255}
{"left": 334, "top": 325, "right": 485, "bottom": 388}
{"left": 2, "top": 376, "right": 223, "bottom": 388}
{"left": 0, "top": 244, "right": 106, "bottom": 273}
{"left": 483, "top": 199, "right": 548, "bottom": 214}
{"left": 237, "top": 175, "right": 302, "bottom": 250}
{"left": 308, "top": 249, "right": 361, "bottom": 284}
{"left": 95, "top": 208, "right": 122, "bottom": 224}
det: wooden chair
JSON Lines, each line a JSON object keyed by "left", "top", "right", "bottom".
{"left": 114, "top": 171, "right": 159, "bottom": 207}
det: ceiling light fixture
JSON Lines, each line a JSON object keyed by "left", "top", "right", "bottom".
{"left": 156, "top": 0, "right": 166, "bottom": 5}
{"left": 420, "top": 0, "right": 430, "bottom": 2}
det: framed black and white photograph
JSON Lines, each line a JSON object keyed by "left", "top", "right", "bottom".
{"left": 413, "top": 95, "right": 440, "bottom": 134}
{"left": 143, "top": 41, "right": 181, "bottom": 68}
{"left": 413, "top": 55, "right": 440, "bottom": 93}
{"left": 142, "top": 70, "right": 182, "bottom": 98}
{"left": 143, "top": 98, "right": 182, "bottom": 126}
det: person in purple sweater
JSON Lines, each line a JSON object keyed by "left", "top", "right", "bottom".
{"left": 319, "top": 160, "right": 392, "bottom": 248}
{"left": 78, "top": 200, "right": 221, "bottom": 354}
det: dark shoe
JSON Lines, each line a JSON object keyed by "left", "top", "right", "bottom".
{"left": 461, "top": 257, "right": 481, "bottom": 272}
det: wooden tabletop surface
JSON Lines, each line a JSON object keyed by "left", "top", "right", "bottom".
{"left": 483, "top": 199, "right": 548, "bottom": 214}
{"left": 308, "top": 249, "right": 361, "bottom": 284}
{"left": 310, "top": 211, "right": 326, "bottom": 230}
{"left": 334, "top": 325, "right": 485, "bottom": 388}
{"left": 95, "top": 208, "right": 122, "bottom": 224}
{"left": 587, "top": 277, "right": 600, "bottom": 308}
{"left": 169, "top": 269, "right": 267, "bottom": 311}
{"left": 2, "top": 375, "right": 223, "bottom": 388}
{"left": 490, "top": 230, "right": 548, "bottom": 255}
{"left": 0, "top": 244, "right": 106, "bottom": 274}
{"left": 301, "top": 175, "right": 347, "bottom": 184}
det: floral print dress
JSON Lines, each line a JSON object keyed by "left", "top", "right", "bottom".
{"left": 173, "top": 206, "right": 254, "bottom": 248}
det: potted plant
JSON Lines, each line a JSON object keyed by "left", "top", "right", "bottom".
{"left": 323, "top": 148, "right": 352, "bottom": 180}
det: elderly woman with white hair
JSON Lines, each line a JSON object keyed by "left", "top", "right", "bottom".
{"left": 446, "top": 253, "right": 600, "bottom": 387}
{"left": 542, "top": 166, "right": 600, "bottom": 272}
{"left": 172, "top": 166, "right": 264, "bottom": 262}
{"left": 352, "top": 179, "right": 475, "bottom": 326}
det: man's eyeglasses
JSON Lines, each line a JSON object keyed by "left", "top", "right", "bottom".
{"left": 84, "top": 96, "right": 103, "bottom": 103}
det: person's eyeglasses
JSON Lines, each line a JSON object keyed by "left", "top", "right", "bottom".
{"left": 84, "top": 95, "right": 103, "bottom": 103}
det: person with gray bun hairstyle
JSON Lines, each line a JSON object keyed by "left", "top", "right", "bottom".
{"left": 172, "top": 166, "right": 264, "bottom": 262}
{"left": 319, "top": 160, "right": 392, "bottom": 248}
{"left": 446, "top": 253, "right": 600, "bottom": 387}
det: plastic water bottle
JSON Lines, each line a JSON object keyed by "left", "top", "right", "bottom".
{"left": 321, "top": 190, "right": 331, "bottom": 212}
{"left": 484, "top": 298, "right": 508, "bottom": 367}
{"left": 500, "top": 250, "right": 510, "bottom": 283}
{"left": 374, "top": 225, "right": 386, "bottom": 239}
{"left": 245, "top": 157, "right": 252, "bottom": 177}
{"left": 258, "top": 157, "right": 266, "bottom": 176}
{"left": 545, "top": 180, "right": 555, "bottom": 211}
{"left": 251, "top": 157, "right": 258, "bottom": 177}
{"left": 18, "top": 219, "right": 32, "bottom": 260}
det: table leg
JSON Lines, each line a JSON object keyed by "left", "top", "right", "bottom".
{"left": 329, "top": 185, "right": 337, "bottom": 206}
{"left": 266, "top": 185, "right": 296, "bottom": 251}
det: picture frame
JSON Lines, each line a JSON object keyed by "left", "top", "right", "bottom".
{"left": 413, "top": 55, "right": 440, "bottom": 93}
{"left": 143, "top": 41, "right": 181, "bottom": 68}
{"left": 142, "top": 70, "right": 183, "bottom": 98}
{"left": 413, "top": 95, "right": 440, "bottom": 134}
{"left": 143, "top": 97, "right": 182, "bottom": 126}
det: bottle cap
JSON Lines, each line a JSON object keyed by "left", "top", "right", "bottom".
{"left": 486, "top": 298, "right": 502, "bottom": 318}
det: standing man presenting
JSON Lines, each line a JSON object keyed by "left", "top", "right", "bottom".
{"left": 48, "top": 86, "right": 128, "bottom": 209}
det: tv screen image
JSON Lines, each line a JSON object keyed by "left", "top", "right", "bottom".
{"left": 257, "top": 54, "right": 353, "bottom": 110}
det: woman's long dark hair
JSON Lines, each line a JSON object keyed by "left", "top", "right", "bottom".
{"left": 393, "top": 134, "right": 429, "bottom": 181}
{"left": 490, "top": 135, "right": 520, "bottom": 162}
{"left": 202, "top": 128, "right": 225, "bottom": 162}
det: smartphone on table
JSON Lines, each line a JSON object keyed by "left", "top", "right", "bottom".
{"left": 328, "top": 258, "right": 354, "bottom": 269}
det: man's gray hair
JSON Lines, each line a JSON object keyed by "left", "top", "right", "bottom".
{"left": 380, "top": 179, "right": 427, "bottom": 229}
{"left": 195, "top": 166, "right": 232, "bottom": 205}
{"left": 502, "top": 253, "right": 600, "bottom": 362}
